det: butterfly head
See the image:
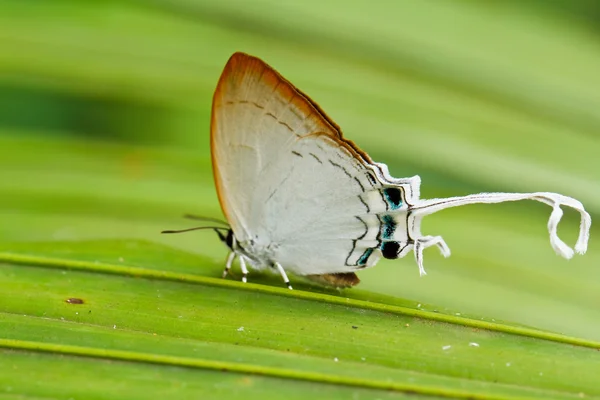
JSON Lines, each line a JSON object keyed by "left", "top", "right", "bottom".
{"left": 215, "top": 228, "right": 235, "bottom": 250}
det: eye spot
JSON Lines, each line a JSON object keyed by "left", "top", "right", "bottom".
{"left": 357, "top": 248, "right": 374, "bottom": 266}
{"left": 380, "top": 241, "right": 400, "bottom": 259}
{"left": 380, "top": 214, "right": 396, "bottom": 240}
{"left": 383, "top": 188, "right": 402, "bottom": 210}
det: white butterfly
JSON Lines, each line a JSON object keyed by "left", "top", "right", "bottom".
{"left": 205, "top": 52, "right": 591, "bottom": 289}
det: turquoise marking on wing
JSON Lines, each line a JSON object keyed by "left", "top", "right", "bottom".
{"left": 383, "top": 188, "right": 403, "bottom": 210}
{"left": 357, "top": 247, "right": 374, "bottom": 266}
{"left": 381, "top": 214, "right": 396, "bottom": 240}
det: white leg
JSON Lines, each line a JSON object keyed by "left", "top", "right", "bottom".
{"left": 239, "top": 256, "right": 249, "bottom": 283}
{"left": 414, "top": 236, "right": 451, "bottom": 277}
{"left": 222, "top": 252, "right": 235, "bottom": 279}
{"left": 274, "top": 262, "right": 292, "bottom": 290}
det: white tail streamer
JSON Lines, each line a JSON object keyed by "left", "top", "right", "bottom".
{"left": 409, "top": 192, "right": 591, "bottom": 275}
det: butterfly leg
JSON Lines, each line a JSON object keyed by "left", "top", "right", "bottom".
{"left": 239, "top": 255, "right": 249, "bottom": 283}
{"left": 414, "top": 236, "right": 451, "bottom": 276}
{"left": 222, "top": 251, "right": 236, "bottom": 278}
{"left": 274, "top": 262, "right": 293, "bottom": 290}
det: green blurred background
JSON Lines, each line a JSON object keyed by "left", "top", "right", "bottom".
{"left": 0, "top": 0, "right": 598, "bottom": 339}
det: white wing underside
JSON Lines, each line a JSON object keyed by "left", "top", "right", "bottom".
{"left": 212, "top": 59, "right": 377, "bottom": 275}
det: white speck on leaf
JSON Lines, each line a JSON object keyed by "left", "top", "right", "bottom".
{"left": 469, "top": 342, "right": 480, "bottom": 347}
{"left": 334, "top": 357, "right": 339, "bottom": 362}
{"left": 506, "top": 362, "right": 511, "bottom": 367}
{"left": 237, "top": 326, "right": 244, "bottom": 332}
{"left": 442, "top": 345, "right": 452, "bottom": 351}
{"left": 113, "top": 325, "right": 116, "bottom": 329}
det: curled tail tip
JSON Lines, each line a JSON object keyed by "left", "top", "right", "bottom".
{"left": 574, "top": 243, "right": 588, "bottom": 255}
{"left": 558, "top": 248, "right": 575, "bottom": 260}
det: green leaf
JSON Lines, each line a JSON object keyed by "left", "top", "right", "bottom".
{"left": 1, "top": 240, "right": 599, "bottom": 399}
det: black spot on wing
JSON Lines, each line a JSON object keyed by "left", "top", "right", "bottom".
{"left": 381, "top": 241, "right": 400, "bottom": 259}
{"left": 383, "top": 188, "right": 403, "bottom": 210}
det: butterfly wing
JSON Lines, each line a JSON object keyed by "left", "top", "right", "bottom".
{"left": 211, "top": 53, "right": 388, "bottom": 276}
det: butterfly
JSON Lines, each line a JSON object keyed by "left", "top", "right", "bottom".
{"left": 166, "top": 52, "right": 591, "bottom": 290}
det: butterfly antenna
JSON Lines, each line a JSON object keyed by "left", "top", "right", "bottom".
{"left": 183, "top": 214, "right": 229, "bottom": 227}
{"left": 161, "top": 226, "right": 228, "bottom": 234}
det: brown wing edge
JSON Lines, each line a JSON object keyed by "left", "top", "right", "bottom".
{"left": 210, "top": 52, "right": 375, "bottom": 218}
{"left": 209, "top": 53, "right": 262, "bottom": 222}
{"left": 305, "top": 272, "right": 361, "bottom": 288}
